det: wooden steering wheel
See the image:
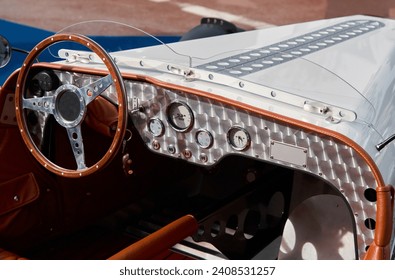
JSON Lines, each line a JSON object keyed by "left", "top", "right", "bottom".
{"left": 15, "top": 33, "right": 128, "bottom": 178}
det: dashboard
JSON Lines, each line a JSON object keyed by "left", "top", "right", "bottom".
{"left": 21, "top": 68, "right": 315, "bottom": 170}
{"left": 27, "top": 69, "right": 284, "bottom": 168}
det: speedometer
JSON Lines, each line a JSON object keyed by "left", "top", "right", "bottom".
{"left": 166, "top": 101, "right": 194, "bottom": 132}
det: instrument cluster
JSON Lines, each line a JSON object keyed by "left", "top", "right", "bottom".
{"left": 146, "top": 101, "right": 251, "bottom": 152}
{"left": 127, "top": 81, "right": 256, "bottom": 166}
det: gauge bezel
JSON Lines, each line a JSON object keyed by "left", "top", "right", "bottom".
{"left": 148, "top": 118, "right": 165, "bottom": 137}
{"left": 166, "top": 101, "right": 194, "bottom": 132}
{"left": 227, "top": 126, "right": 251, "bottom": 151}
{"left": 195, "top": 129, "right": 214, "bottom": 149}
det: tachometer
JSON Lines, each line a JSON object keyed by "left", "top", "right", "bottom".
{"left": 166, "top": 101, "right": 194, "bottom": 132}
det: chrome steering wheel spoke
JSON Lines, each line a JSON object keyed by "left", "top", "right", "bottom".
{"left": 22, "top": 96, "right": 55, "bottom": 115}
{"left": 80, "top": 74, "right": 113, "bottom": 105}
{"left": 66, "top": 125, "right": 87, "bottom": 170}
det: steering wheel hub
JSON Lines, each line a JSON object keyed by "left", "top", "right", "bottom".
{"left": 54, "top": 84, "right": 86, "bottom": 127}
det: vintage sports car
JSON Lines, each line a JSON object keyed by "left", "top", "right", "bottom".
{"left": 0, "top": 15, "right": 394, "bottom": 260}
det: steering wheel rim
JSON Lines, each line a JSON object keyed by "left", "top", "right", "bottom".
{"left": 15, "top": 33, "right": 128, "bottom": 178}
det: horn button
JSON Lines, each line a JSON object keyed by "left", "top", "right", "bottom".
{"left": 54, "top": 84, "right": 86, "bottom": 127}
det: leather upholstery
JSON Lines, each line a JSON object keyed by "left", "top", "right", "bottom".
{"left": 85, "top": 96, "right": 119, "bottom": 138}
{"left": 364, "top": 185, "right": 394, "bottom": 260}
{"left": 108, "top": 215, "right": 198, "bottom": 260}
{"left": 0, "top": 173, "right": 39, "bottom": 216}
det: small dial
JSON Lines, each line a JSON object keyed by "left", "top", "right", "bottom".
{"left": 148, "top": 118, "right": 165, "bottom": 137}
{"left": 196, "top": 129, "right": 213, "bottom": 149}
{"left": 227, "top": 126, "right": 251, "bottom": 151}
{"left": 166, "top": 101, "right": 194, "bottom": 132}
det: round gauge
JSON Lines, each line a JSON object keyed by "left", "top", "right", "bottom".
{"left": 227, "top": 126, "right": 251, "bottom": 151}
{"left": 166, "top": 101, "right": 194, "bottom": 132}
{"left": 196, "top": 129, "right": 213, "bottom": 149}
{"left": 148, "top": 118, "right": 165, "bottom": 137}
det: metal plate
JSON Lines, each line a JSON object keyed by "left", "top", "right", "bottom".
{"left": 270, "top": 141, "right": 307, "bottom": 167}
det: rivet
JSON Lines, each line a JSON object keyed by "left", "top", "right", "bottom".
{"left": 13, "top": 195, "right": 19, "bottom": 202}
